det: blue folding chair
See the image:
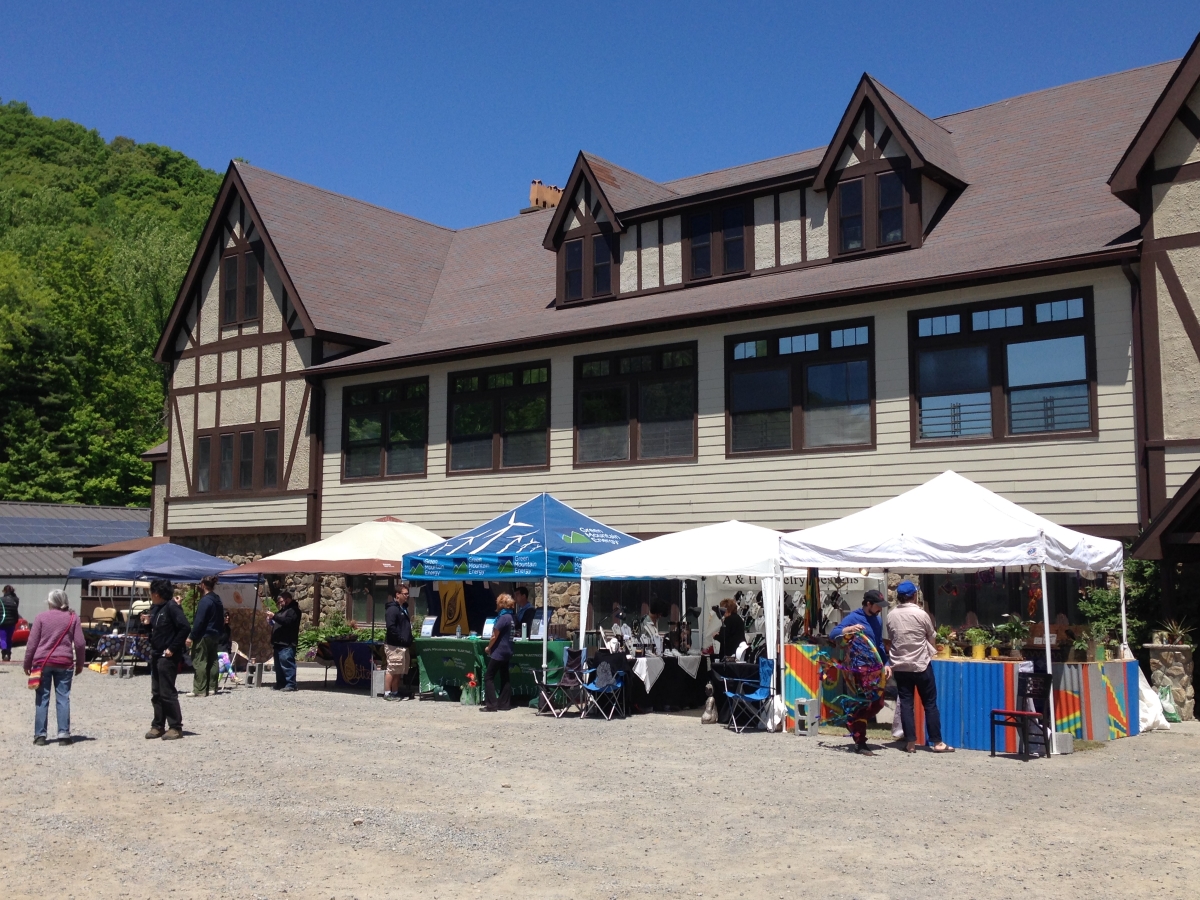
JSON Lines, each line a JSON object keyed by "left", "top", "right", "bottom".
{"left": 581, "top": 660, "right": 626, "bottom": 720}
{"left": 722, "top": 657, "right": 774, "bottom": 733}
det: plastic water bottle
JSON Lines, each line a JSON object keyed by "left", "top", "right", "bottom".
{"left": 456, "top": 625, "right": 462, "bottom": 639}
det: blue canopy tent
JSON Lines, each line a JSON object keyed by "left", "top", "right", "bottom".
{"left": 403, "top": 493, "right": 638, "bottom": 675}
{"left": 68, "top": 542, "right": 260, "bottom": 671}
{"left": 68, "top": 542, "right": 260, "bottom": 583}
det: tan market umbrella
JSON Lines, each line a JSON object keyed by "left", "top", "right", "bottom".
{"left": 224, "top": 517, "right": 444, "bottom": 576}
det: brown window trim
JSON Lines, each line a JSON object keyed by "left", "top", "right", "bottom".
{"left": 556, "top": 180, "right": 616, "bottom": 306}
{"left": 829, "top": 158, "right": 919, "bottom": 259}
{"left": 573, "top": 341, "right": 698, "bottom": 469}
{"left": 907, "top": 287, "right": 1099, "bottom": 449}
{"left": 684, "top": 199, "right": 751, "bottom": 285}
{"left": 192, "top": 422, "right": 288, "bottom": 497}
{"left": 446, "top": 361, "right": 551, "bottom": 475}
{"left": 219, "top": 233, "right": 265, "bottom": 328}
{"left": 724, "top": 318, "right": 877, "bottom": 458}
{"left": 340, "top": 377, "right": 429, "bottom": 483}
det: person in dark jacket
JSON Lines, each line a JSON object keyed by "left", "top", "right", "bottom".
{"left": 830, "top": 590, "right": 892, "bottom": 755}
{"left": 715, "top": 598, "right": 747, "bottom": 659}
{"left": 185, "top": 575, "right": 224, "bottom": 697}
{"left": 0, "top": 584, "right": 20, "bottom": 661}
{"left": 265, "top": 591, "right": 301, "bottom": 692}
{"left": 513, "top": 586, "right": 536, "bottom": 638}
{"left": 383, "top": 583, "right": 414, "bottom": 700}
{"left": 482, "top": 594, "right": 515, "bottom": 712}
{"left": 145, "top": 579, "right": 189, "bottom": 740}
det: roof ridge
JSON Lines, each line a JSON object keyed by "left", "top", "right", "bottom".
{"left": 934, "top": 57, "right": 1181, "bottom": 123}
{"left": 581, "top": 151, "right": 678, "bottom": 194}
{"left": 661, "top": 145, "right": 826, "bottom": 187}
{"left": 235, "top": 161, "right": 457, "bottom": 234}
{"left": 868, "top": 75, "right": 953, "bottom": 134}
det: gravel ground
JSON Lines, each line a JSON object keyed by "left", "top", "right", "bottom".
{"left": 1, "top": 654, "right": 1197, "bottom": 900}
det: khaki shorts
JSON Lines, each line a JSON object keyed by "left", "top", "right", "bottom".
{"left": 385, "top": 645, "right": 411, "bottom": 675}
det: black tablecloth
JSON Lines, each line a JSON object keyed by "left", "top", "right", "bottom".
{"left": 590, "top": 651, "right": 709, "bottom": 714}
{"left": 710, "top": 660, "right": 760, "bottom": 724}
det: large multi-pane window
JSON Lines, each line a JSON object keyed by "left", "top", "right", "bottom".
{"left": 343, "top": 378, "right": 429, "bottom": 479}
{"left": 727, "top": 321, "right": 873, "bottom": 454}
{"left": 575, "top": 343, "right": 697, "bottom": 464}
{"left": 448, "top": 363, "right": 550, "bottom": 472}
{"left": 911, "top": 292, "right": 1094, "bottom": 442}
{"left": 687, "top": 205, "right": 748, "bottom": 281}
{"left": 835, "top": 168, "right": 910, "bottom": 255}
{"left": 195, "top": 425, "right": 279, "bottom": 493}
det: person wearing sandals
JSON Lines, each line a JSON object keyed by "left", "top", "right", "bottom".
{"left": 23, "top": 590, "right": 84, "bottom": 746}
{"left": 887, "top": 581, "right": 954, "bottom": 754}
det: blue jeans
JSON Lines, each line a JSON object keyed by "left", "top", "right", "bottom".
{"left": 273, "top": 644, "right": 296, "bottom": 689}
{"left": 34, "top": 667, "right": 73, "bottom": 738}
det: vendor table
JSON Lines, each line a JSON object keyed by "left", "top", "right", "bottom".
{"left": 95, "top": 633, "right": 152, "bottom": 662}
{"left": 593, "top": 651, "right": 708, "bottom": 712}
{"left": 415, "top": 637, "right": 568, "bottom": 700}
{"left": 329, "top": 639, "right": 381, "bottom": 689}
{"left": 779, "top": 644, "right": 1141, "bottom": 751}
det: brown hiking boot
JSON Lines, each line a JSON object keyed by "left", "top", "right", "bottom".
{"left": 145, "top": 727, "right": 165, "bottom": 739}
{"left": 162, "top": 727, "right": 183, "bottom": 740}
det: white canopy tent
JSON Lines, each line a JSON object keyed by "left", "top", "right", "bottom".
{"left": 780, "top": 471, "right": 1126, "bottom": 753}
{"left": 580, "top": 521, "right": 786, "bottom": 687}
{"left": 226, "top": 517, "right": 443, "bottom": 577}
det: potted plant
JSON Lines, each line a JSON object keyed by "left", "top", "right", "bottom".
{"left": 994, "top": 614, "right": 1031, "bottom": 657}
{"left": 1071, "top": 631, "right": 1091, "bottom": 663}
{"left": 935, "top": 625, "right": 955, "bottom": 659}
{"left": 963, "top": 627, "right": 990, "bottom": 660}
{"left": 1162, "top": 618, "right": 1194, "bottom": 648}
{"left": 1091, "top": 629, "right": 1110, "bottom": 662}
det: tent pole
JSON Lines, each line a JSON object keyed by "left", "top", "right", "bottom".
{"left": 1039, "top": 563, "right": 1057, "bottom": 757}
{"left": 118, "top": 577, "right": 137, "bottom": 677}
{"left": 777, "top": 565, "right": 785, "bottom": 699}
{"left": 247, "top": 576, "right": 262, "bottom": 668}
{"left": 542, "top": 575, "right": 549, "bottom": 678}
{"left": 579, "top": 578, "right": 590, "bottom": 652}
{"left": 1119, "top": 571, "right": 1129, "bottom": 656}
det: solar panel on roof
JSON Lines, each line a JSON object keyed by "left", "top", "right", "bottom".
{"left": 0, "top": 517, "right": 149, "bottom": 547}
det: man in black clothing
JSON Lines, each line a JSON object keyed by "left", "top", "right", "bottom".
{"left": 185, "top": 574, "right": 224, "bottom": 697}
{"left": 145, "top": 579, "right": 189, "bottom": 740}
{"left": 383, "top": 584, "right": 414, "bottom": 700}
{"left": 513, "top": 586, "right": 536, "bottom": 638}
{"left": 265, "top": 591, "right": 301, "bottom": 692}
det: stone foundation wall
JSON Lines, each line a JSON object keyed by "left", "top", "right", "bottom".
{"left": 532, "top": 581, "right": 581, "bottom": 633}
{"left": 1145, "top": 644, "right": 1195, "bottom": 720}
{"left": 280, "top": 573, "right": 347, "bottom": 626}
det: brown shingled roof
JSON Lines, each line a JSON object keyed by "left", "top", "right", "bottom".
{"left": 236, "top": 163, "right": 455, "bottom": 342}
{"left": 313, "top": 60, "right": 1171, "bottom": 374}
{"left": 580, "top": 152, "right": 678, "bottom": 211}
{"left": 871, "top": 76, "right": 968, "bottom": 185}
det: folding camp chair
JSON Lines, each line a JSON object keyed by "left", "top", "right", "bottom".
{"left": 581, "top": 660, "right": 626, "bottom": 720}
{"left": 991, "top": 672, "right": 1053, "bottom": 760}
{"left": 721, "top": 657, "right": 774, "bottom": 733}
{"left": 535, "top": 647, "right": 588, "bottom": 717}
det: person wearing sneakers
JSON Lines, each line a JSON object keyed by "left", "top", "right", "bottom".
{"left": 266, "top": 591, "right": 300, "bottom": 692}
{"left": 888, "top": 581, "right": 954, "bottom": 754}
{"left": 185, "top": 574, "right": 224, "bottom": 697}
{"left": 383, "top": 583, "right": 414, "bottom": 700}
{"left": 146, "top": 578, "right": 189, "bottom": 741}
{"left": 24, "top": 590, "right": 84, "bottom": 746}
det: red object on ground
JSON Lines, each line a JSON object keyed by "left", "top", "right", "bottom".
{"left": 12, "top": 618, "right": 30, "bottom": 645}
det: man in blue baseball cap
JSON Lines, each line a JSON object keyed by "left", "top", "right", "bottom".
{"left": 887, "top": 580, "right": 954, "bottom": 753}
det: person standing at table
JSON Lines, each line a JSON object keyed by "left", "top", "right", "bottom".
{"left": 24, "top": 590, "right": 85, "bottom": 745}
{"left": 265, "top": 591, "right": 301, "bottom": 692}
{"left": 714, "top": 599, "right": 746, "bottom": 659}
{"left": 482, "top": 594, "right": 515, "bottom": 712}
{"left": 513, "top": 586, "right": 536, "bottom": 638}
{"left": 146, "top": 579, "right": 189, "bottom": 740}
{"left": 830, "top": 590, "right": 891, "bottom": 754}
{"left": 1, "top": 584, "right": 20, "bottom": 662}
{"left": 186, "top": 575, "right": 224, "bottom": 697}
{"left": 888, "top": 581, "right": 954, "bottom": 754}
{"left": 383, "top": 583, "right": 414, "bottom": 700}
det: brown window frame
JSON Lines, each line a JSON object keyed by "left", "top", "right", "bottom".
{"left": 446, "top": 361, "right": 551, "bottom": 475}
{"left": 556, "top": 181, "right": 615, "bottom": 305}
{"left": 219, "top": 238, "right": 264, "bottom": 326}
{"left": 725, "top": 319, "right": 876, "bottom": 458}
{"left": 341, "top": 377, "right": 430, "bottom": 482}
{"left": 830, "top": 160, "right": 916, "bottom": 258}
{"left": 573, "top": 341, "right": 698, "bottom": 468}
{"left": 684, "top": 200, "right": 751, "bottom": 284}
{"left": 193, "top": 423, "right": 284, "bottom": 495}
{"left": 907, "top": 287, "right": 1099, "bottom": 448}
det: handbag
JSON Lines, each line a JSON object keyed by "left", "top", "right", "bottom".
{"left": 28, "top": 613, "right": 76, "bottom": 690}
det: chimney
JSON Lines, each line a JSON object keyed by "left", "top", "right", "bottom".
{"left": 521, "top": 179, "right": 562, "bottom": 214}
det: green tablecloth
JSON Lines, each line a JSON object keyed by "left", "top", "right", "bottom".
{"left": 415, "top": 637, "right": 568, "bottom": 698}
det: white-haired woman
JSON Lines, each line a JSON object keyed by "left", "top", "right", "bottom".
{"left": 23, "top": 590, "right": 85, "bottom": 746}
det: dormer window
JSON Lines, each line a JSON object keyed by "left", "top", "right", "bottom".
{"left": 722, "top": 207, "right": 745, "bottom": 272}
{"left": 592, "top": 236, "right": 611, "bottom": 295}
{"left": 839, "top": 180, "right": 864, "bottom": 252}
{"left": 565, "top": 239, "right": 584, "bottom": 301}
{"left": 690, "top": 213, "right": 711, "bottom": 278}
{"left": 878, "top": 172, "right": 904, "bottom": 245}
{"left": 835, "top": 169, "right": 910, "bottom": 256}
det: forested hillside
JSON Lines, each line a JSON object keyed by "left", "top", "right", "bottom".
{"left": 0, "top": 99, "right": 221, "bottom": 506}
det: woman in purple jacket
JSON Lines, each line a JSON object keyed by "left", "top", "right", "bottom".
{"left": 23, "top": 590, "right": 85, "bottom": 746}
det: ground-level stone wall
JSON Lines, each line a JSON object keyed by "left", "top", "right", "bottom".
{"left": 1146, "top": 644, "right": 1195, "bottom": 720}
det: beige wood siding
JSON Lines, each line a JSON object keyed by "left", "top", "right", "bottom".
{"left": 1165, "top": 447, "right": 1200, "bottom": 498}
{"left": 168, "top": 495, "right": 309, "bottom": 531}
{"left": 319, "top": 267, "right": 1137, "bottom": 538}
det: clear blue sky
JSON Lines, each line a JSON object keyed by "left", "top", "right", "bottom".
{"left": 3, "top": 1, "right": 1198, "bottom": 229}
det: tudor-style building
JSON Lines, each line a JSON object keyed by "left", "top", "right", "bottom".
{"left": 154, "top": 32, "right": 1200, "bottom": 623}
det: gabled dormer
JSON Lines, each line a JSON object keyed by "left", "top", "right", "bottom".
{"left": 814, "top": 75, "right": 967, "bottom": 259}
